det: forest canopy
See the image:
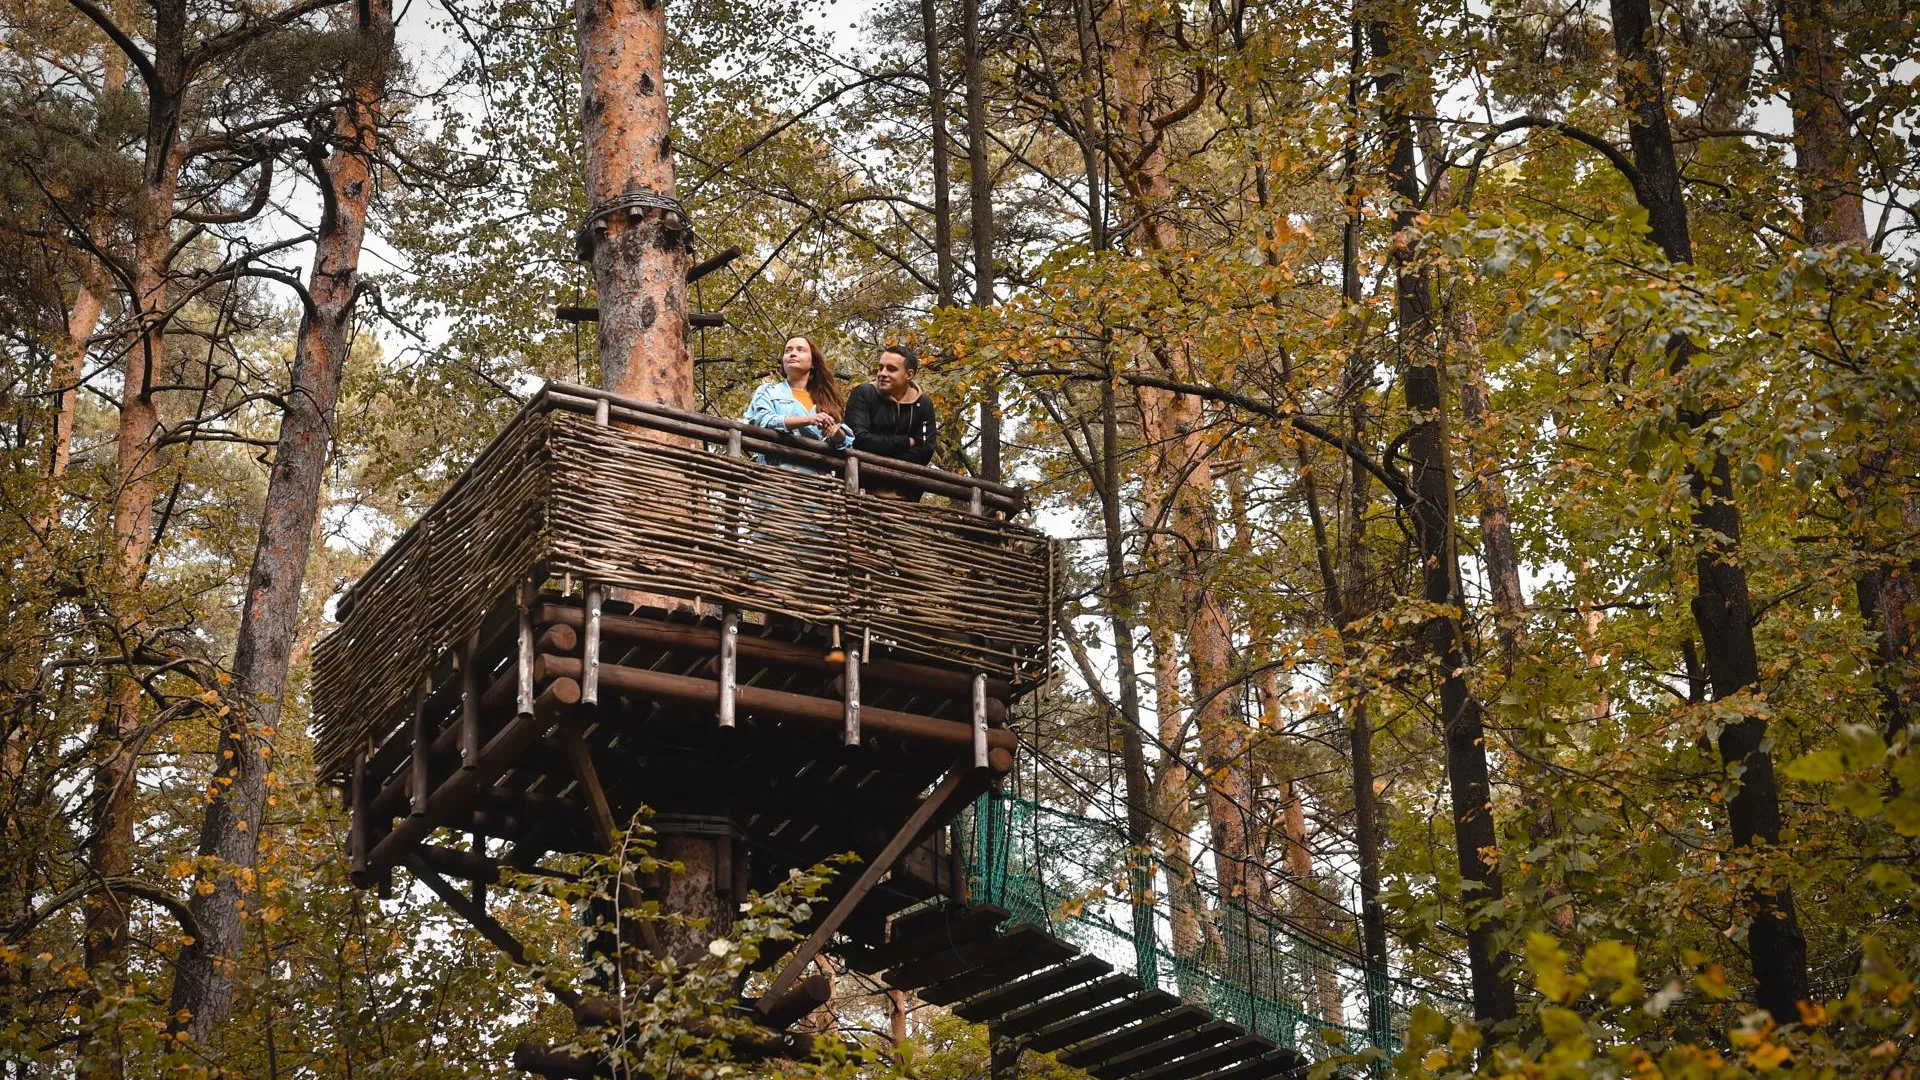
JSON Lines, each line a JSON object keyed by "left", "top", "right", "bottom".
{"left": 1, "top": 0, "right": 1917, "bottom": 1076}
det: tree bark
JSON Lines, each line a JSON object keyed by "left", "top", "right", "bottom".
{"left": 164, "top": 0, "right": 392, "bottom": 1043}
{"left": 1777, "top": 0, "right": 1866, "bottom": 247}
{"left": 1609, "top": 0, "right": 1810, "bottom": 1021}
{"left": 1777, "top": 0, "right": 1914, "bottom": 738}
{"left": 1335, "top": 12, "right": 1393, "bottom": 1045}
{"left": 921, "top": 0, "right": 956, "bottom": 308}
{"left": 1369, "top": 10, "right": 1516, "bottom": 1026}
{"left": 83, "top": 0, "right": 188, "bottom": 1008}
{"left": 1455, "top": 334, "right": 1524, "bottom": 659}
{"left": 1099, "top": 380, "right": 1163, "bottom": 987}
{"left": 577, "top": 0, "right": 691, "bottom": 406}
{"left": 1106, "top": 0, "right": 1264, "bottom": 922}
{"left": 961, "top": 0, "right": 999, "bottom": 480}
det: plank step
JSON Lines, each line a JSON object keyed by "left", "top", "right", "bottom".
{"left": 917, "top": 926, "right": 1075, "bottom": 1005}
{"left": 1125, "top": 1036, "right": 1274, "bottom": 1080}
{"left": 996, "top": 973, "right": 1140, "bottom": 1037}
{"left": 1022, "top": 990, "right": 1180, "bottom": 1055}
{"left": 1058, "top": 1006, "right": 1210, "bottom": 1070}
{"left": 955, "top": 955, "right": 1112, "bottom": 1023}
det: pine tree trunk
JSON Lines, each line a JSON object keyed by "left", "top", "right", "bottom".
{"left": 577, "top": 0, "right": 691, "bottom": 404}
{"left": 164, "top": 0, "right": 392, "bottom": 1042}
{"left": 83, "top": 2, "right": 187, "bottom": 1015}
{"left": 1107, "top": 0, "right": 1264, "bottom": 924}
{"left": 1609, "top": 0, "right": 1810, "bottom": 1020}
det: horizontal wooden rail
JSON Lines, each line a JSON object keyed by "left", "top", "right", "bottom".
{"left": 539, "top": 382, "right": 1024, "bottom": 511}
{"left": 538, "top": 654, "right": 1018, "bottom": 762}
{"left": 537, "top": 604, "right": 1016, "bottom": 701}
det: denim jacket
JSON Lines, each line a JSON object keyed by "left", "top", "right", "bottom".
{"left": 744, "top": 381, "right": 854, "bottom": 449}
{"left": 744, "top": 381, "right": 853, "bottom": 471}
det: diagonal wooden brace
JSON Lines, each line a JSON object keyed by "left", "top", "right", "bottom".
{"left": 758, "top": 765, "right": 975, "bottom": 1011}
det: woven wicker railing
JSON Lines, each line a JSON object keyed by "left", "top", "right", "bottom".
{"left": 309, "top": 382, "right": 1054, "bottom": 780}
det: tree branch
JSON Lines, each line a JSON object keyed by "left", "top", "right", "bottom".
{"left": 1118, "top": 372, "right": 1417, "bottom": 509}
{"left": 65, "top": 0, "right": 157, "bottom": 94}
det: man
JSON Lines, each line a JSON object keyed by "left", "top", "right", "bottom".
{"left": 844, "top": 344, "right": 938, "bottom": 500}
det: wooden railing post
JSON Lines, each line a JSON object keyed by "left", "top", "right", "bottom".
{"left": 971, "top": 672, "right": 989, "bottom": 769}
{"left": 516, "top": 580, "right": 536, "bottom": 717}
{"left": 410, "top": 672, "right": 433, "bottom": 817}
{"left": 844, "top": 645, "right": 862, "bottom": 746}
{"left": 459, "top": 629, "right": 481, "bottom": 772}
{"left": 718, "top": 608, "right": 739, "bottom": 728}
{"left": 845, "top": 455, "right": 860, "bottom": 496}
{"left": 582, "top": 583, "right": 604, "bottom": 706}
{"left": 349, "top": 747, "right": 369, "bottom": 880}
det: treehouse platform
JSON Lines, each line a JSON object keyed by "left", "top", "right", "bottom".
{"left": 312, "top": 382, "right": 1315, "bottom": 1079}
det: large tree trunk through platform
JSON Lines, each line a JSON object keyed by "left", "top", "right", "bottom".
{"left": 577, "top": 0, "right": 691, "bottom": 405}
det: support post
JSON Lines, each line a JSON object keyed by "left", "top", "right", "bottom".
{"left": 517, "top": 581, "right": 536, "bottom": 717}
{"left": 970, "top": 486, "right": 984, "bottom": 516}
{"left": 846, "top": 454, "right": 861, "bottom": 495}
{"left": 594, "top": 396, "right": 610, "bottom": 426}
{"left": 459, "top": 629, "right": 481, "bottom": 771}
{"left": 718, "top": 608, "right": 739, "bottom": 728}
{"left": 844, "top": 647, "right": 862, "bottom": 746}
{"left": 348, "top": 749, "right": 368, "bottom": 878}
{"left": 972, "top": 672, "right": 989, "bottom": 769}
{"left": 582, "top": 582, "right": 604, "bottom": 706}
{"left": 410, "top": 673, "right": 432, "bottom": 817}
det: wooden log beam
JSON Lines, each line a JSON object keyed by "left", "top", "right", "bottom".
{"left": 537, "top": 604, "right": 1016, "bottom": 701}
{"left": 412, "top": 843, "right": 501, "bottom": 884}
{"left": 403, "top": 852, "right": 580, "bottom": 1008}
{"left": 761, "top": 766, "right": 976, "bottom": 1009}
{"left": 1021, "top": 991, "right": 1179, "bottom": 1056}
{"left": 686, "top": 244, "right": 742, "bottom": 284}
{"left": 754, "top": 972, "right": 832, "bottom": 1029}
{"left": 994, "top": 974, "right": 1138, "bottom": 1037}
{"left": 1088, "top": 1020, "right": 1239, "bottom": 1080}
{"left": 363, "top": 678, "right": 580, "bottom": 882}
{"left": 539, "top": 654, "right": 1018, "bottom": 756}
{"left": 367, "top": 670, "right": 576, "bottom": 820}
{"left": 1125, "top": 1037, "right": 1274, "bottom": 1080}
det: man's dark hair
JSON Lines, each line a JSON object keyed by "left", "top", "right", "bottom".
{"left": 881, "top": 344, "right": 920, "bottom": 373}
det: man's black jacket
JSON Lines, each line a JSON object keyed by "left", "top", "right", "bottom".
{"left": 846, "top": 383, "right": 936, "bottom": 465}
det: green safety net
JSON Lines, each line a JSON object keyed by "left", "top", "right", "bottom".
{"left": 958, "top": 794, "right": 1459, "bottom": 1061}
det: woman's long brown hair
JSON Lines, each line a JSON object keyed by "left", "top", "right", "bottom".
{"left": 788, "top": 335, "right": 843, "bottom": 420}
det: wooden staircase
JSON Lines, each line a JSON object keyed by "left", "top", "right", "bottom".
{"left": 841, "top": 900, "right": 1308, "bottom": 1080}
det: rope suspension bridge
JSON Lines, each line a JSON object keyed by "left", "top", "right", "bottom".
{"left": 312, "top": 381, "right": 1459, "bottom": 1079}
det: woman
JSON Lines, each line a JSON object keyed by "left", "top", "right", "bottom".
{"left": 745, "top": 336, "right": 852, "bottom": 462}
